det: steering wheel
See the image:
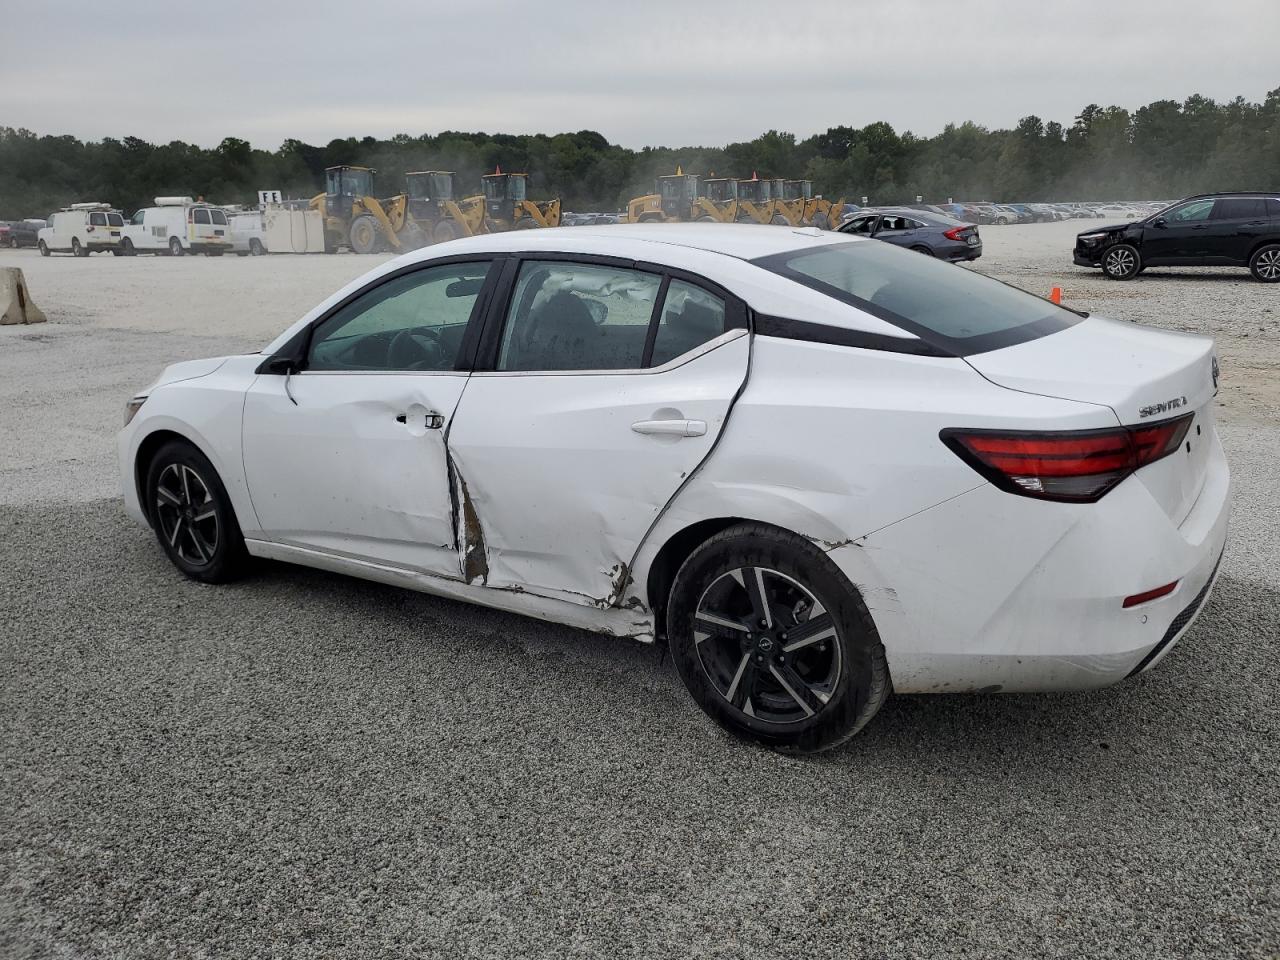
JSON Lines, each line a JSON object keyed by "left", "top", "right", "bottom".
{"left": 388, "top": 328, "right": 442, "bottom": 370}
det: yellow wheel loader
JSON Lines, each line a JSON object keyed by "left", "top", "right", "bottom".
{"left": 734, "top": 174, "right": 780, "bottom": 224}
{"left": 480, "top": 170, "right": 561, "bottom": 232}
{"left": 625, "top": 171, "right": 738, "bottom": 223}
{"left": 309, "top": 165, "right": 411, "bottom": 254}
{"left": 402, "top": 171, "right": 487, "bottom": 244}
{"left": 698, "top": 178, "right": 740, "bottom": 222}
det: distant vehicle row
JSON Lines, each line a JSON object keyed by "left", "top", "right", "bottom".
{"left": 32, "top": 200, "right": 274, "bottom": 257}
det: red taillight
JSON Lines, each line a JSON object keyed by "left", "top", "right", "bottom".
{"left": 1122, "top": 581, "right": 1179, "bottom": 608}
{"left": 941, "top": 413, "right": 1193, "bottom": 502}
{"left": 943, "top": 225, "right": 972, "bottom": 241}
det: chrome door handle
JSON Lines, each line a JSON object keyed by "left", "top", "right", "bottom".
{"left": 631, "top": 418, "right": 707, "bottom": 437}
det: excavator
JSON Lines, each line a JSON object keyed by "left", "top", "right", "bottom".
{"left": 625, "top": 169, "right": 738, "bottom": 223}
{"left": 480, "top": 169, "right": 561, "bottom": 231}
{"left": 402, "top": 171, "right": 487, "bottom": 244}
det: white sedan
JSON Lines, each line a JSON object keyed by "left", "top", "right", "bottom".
{"left": 119, "top": 224, "right": 1229, "bottom": 752}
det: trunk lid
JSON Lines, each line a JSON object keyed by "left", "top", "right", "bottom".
{"left": 966, "top": 315, "right": 1218, "bottom": 525}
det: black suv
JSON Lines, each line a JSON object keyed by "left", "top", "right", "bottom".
{"left": 1073, "top": 192, "right": 1280, "bottom": 282}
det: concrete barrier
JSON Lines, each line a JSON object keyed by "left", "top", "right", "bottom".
{"left": 0, "top": 267, "right": 47, "bottom": 325}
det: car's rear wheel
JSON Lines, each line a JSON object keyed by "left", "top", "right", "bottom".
{"left": 667, "top": 523, "right": 889, "bottom": 753}
{"left": 120, "top": 237, "right": 135, "bottom": 256}
{"left": 910, "top": 244, "right": 934, "bottom": 256}
{"left": 1249, "top": 244, "right": 1280, "bottom": 283}
{"left": 249, "top": 238, "right": 266, "bottom": 256}
{"left": 145, "top": 440, "right": 250, "bottom": 583}
{"left": 1102, "top": 243, "right": 1141, "bottom": 280}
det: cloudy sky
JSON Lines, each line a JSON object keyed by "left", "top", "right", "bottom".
{"left": 3, "top": 0, "right": 1277, "bottom": 149}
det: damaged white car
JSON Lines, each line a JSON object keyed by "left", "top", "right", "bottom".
{"left": 119, "top": 224, "right": 1229, "bottom": 752}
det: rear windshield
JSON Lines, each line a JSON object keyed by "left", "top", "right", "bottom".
{"left": 754, "top": 240, "right": 1079, "bottom": 355}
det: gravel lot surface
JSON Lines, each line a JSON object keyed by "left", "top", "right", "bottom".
{"left": 2, "top": 224, "right": 1277, "bottom": 958}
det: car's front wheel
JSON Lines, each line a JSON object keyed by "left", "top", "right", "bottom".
{"left": 145, "top": 440, "right": 250, "bottom": 583}
{"left": 1102, "top": 243, "right": 1142, "bottom": 280}
{"left": 1250, "top": 244, "right": 1280, "bottom": 283}
{"left": 667, "top": 523, "right": 889, "bottom": 753}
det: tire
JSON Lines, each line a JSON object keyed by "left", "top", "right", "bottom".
{"left": 696, "top": 215, "right": 716, "bottom": 223}
{"left": 111, "top": 248, "right": 124, "bottom": 256}
{"left": 144, "top": 440, "right": 251, "bottom": 584}
{"left": 1101, "top": 243, "right": 1141, "bottom": 280}
{"left": 71, "top": 238, "right": 86, "bottom": 258}
{"left": 349, "top": 215, "right": 381, "bottom": 254}
{"left": 910, "top": 244, "right": 935, "bottom": 256}
{"left": 9, "top": 237, "right": 17, "bottom": 249}
{"left": 1249, "top": 243, "right": 1280, "bottom": 283}
{"left": 120, "top": 237, "right": 136, "bottom": 256}
{"left": 515, "top": 218, "right": 538, "bottom": 229}
{"left": 169, "top": 237, "right": 184, "bottom": 257}
{"left": 38, "top": 240, "right": 50, "bottom": 257}
{"left": 432, "top": 220, "right": 459, "bottom": 244}
{"left": 666, "top": 522, "right": 890, "bottom": 753}
{"left": 248, "top": 238, "right": 266, "bottom": 256}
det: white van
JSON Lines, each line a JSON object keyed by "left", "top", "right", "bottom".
{"left": 120, "top": 198, "right": 231, "bottom": 256}
{"left": 37, "top": 203, "right": 125, "bottom": 256}
{"left": 226, "top": 209, "right": 267, "bottom": 255}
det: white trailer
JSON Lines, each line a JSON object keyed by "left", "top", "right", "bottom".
{"left": 120, "top": 198, "right": 232, "bottom": 256}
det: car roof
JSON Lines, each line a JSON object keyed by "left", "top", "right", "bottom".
{"left": 859, "top": 207, "right": 965, "bottom": 225}
{"left": 425, "top": 222, "right": 850, "bottom": 261}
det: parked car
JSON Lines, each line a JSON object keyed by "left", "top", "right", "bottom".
{"left": 8, "top": 218, "right": 47, "bottom": 248}
{"left": 0, "top": 222, "right": 10, "bottom": 246}
{"left": 838, "top": 208, "right": 982, "bottom": 261}
{"left": 121, "top": 198, "right": 231, "bottom": 256}
{"left": 227, "top": 209, "right": 268, "bottom": 256}
{"left": 1074, "top": 192, "right": 1280, "bottom": 282}
{"left": 117, "top": 223, "right": 1227, "bottom": 752}
{"left": 38, "top": 204, "right": 125, "bottom": 256}
{"left": 1093, "top": 204, "right": 1143, "bottom": 221}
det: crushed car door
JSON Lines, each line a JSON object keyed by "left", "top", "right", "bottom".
{"left": 446, "top": 258, "right": 750, "bottom": 607}
{"left": 241, "top": 260, "right": 494, "bottom": 577}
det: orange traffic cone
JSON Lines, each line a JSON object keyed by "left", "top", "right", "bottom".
{"left": 1049, "top": 286, "right": 1062, "bottom": 304}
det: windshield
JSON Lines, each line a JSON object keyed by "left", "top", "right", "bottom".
{"left": 406, "top": 175, "right": 431, "bottom": 199}
{"left": 509, "top": 176, "right": 527, "bottom": 200}
{"left": 755, "top": 241, "right": 1080, "bottom": 355}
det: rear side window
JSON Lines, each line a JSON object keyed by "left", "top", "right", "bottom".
{"left": 755, "top": 241, "right": 1079, "bottom": 355}
{"left": 107, "top": 213, "right": 123, "bottom": 227}
{"left": 650, "top": 281, "right": 727, "bottom": 367}
{"left": 1212, "top": 198, "right": 1268, "bottom": 220}
{"left": 211, "top": 210, "right": 228, "bottom": 225}
{"left": 193, "top": 208, "right": 211, "bottom": 225}
{"left": 89, "top": 212, "right": 106, "bottom": 226}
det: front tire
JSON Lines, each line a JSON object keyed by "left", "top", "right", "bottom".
{"left": 349, "top": 215, "right": 380, "bottom": 254}
{"left": 249, "top": 238, "right": 266, "bottom": 256}
{"left": 71, "top": 238, "right": 86, "bottom": 258}
{"left": 1102, "top": 243, "right": 1141, "bottom": 280}
{"left": 38, "top": 240, "right": 50, "bottom": 257}
{"left": 1249, "top": 243, "right": 1280, "bottom": 283}
{"left": 145, "top": 440, "right": 250, "bottom": 584}
{"left": 168, "top": 237, "right": 184, "bottom": 257}
{"left": 667, "top": 523, "right": 889, "bottom": 753}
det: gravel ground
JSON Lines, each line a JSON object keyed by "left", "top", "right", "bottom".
{"left": 2, "top": 225, "right": 1278, "bottom": 958}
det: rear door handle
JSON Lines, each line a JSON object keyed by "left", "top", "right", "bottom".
{"left": 631, "top": 418, "right": 707, "bottom": 438}
{"left": 396, "top": 412, "right": 445, "bottom": 429}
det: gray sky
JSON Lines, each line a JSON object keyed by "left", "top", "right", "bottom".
{"left": 3, "top": 0, "right": 1276, "bottom": 149}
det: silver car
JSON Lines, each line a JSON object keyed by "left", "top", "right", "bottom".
{"left": 838, "top": 208, "right": 982, "bottom": 261}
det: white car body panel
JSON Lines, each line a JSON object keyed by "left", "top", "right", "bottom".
{"left": 119, "top": 224, "right": 1231, "bottom": 692}
{"left": 447, "top": 331, "right": 749, "bottom": 607}
{"left": 122, "top": 204, "right": 230, "bottom": 254}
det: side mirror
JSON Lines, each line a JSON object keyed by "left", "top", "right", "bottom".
{"left": 258, "top": 354, "right": 299, "bottom": 375}
{"left": 1152, "top": 217, "right": 1167, "bottom": 229}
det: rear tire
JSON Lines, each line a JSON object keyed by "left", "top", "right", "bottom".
{"left": 1249, "top": 243, "right": 1280, "bottom": 283}
{"left": 120, "top": 237, "right": 136, "bottom": 256}
{"left": 249, "top": 238, "right": 266, "bottom": 256}
{"left": 667, "top": 523, "right": 890, "bottom": 753}
{"left": 910, "top": 244, "right": 934, "bottom": 256}
{"left": 349, "top": 215, "right": 380, "bottom": 254}
{"left": 144, "top": 440, "right": 251, "bottom": 584}
{"left": 1101, "top": 243, "right": 1141, "bottom": 280}
{"left": 770, "top": 215, "right": 789, "bottom": 225}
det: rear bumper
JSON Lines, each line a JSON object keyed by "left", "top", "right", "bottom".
{"left": 832, "top": 426, "right": 1231, "bottom": 694}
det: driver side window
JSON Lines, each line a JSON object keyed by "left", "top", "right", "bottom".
{"left": 307, "top": 261, "right": 491, "bottom": 372}
{"left": 1167, "top": 199, "right": 1215, "bottom": 223}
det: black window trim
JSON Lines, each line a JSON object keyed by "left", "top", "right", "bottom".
{"left": 751, "top": 242, "right": 1083, "bottom": 357}
{"left": 469, "top": 251, "right": 748, "bottom": 374}
{"left": 257, "top": 253, "right": 505, "bottom": 375}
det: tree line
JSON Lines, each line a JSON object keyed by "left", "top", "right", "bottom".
{"left": 2, "top": 88, "right": 1277, "bottom": 220}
